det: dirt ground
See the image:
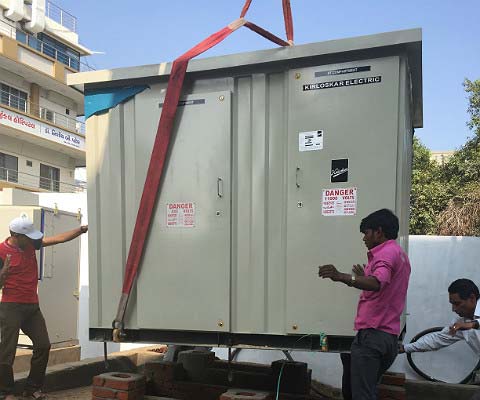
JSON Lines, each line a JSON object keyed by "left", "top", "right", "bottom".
{"left": 46, "top": 386, "right": 91, "bottom": 399}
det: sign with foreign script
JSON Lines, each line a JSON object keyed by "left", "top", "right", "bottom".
{"left": 322, "top": 187, "right": 357, "bottom": 216}
{"left": 0, "top": 106, "right": 39, "bottom": 135}
{"left": 39, "top": 126, "right": 85, "bottom": 150}
{"left": 166, "top": 202, "right": 196, "bottom": 228}
{"left": 0, "top": 106, "right": 85, "bottom": 151}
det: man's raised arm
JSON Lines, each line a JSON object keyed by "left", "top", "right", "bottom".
{"left": 42, "top": 225, "right": 88, "bottom": 247}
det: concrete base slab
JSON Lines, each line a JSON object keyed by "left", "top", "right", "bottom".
{"left": 13, "top": 355, "right": 137, "bottom": 395}
{"left": 45, "top": 386, "right": 91, "bottom": 400}
{"left": 14, "top": 345, "right": 81, "bottom": 373}
{"left": 10, "top": 345, "right": 166, "bottom": 396}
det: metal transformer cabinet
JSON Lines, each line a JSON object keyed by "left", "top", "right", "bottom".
{"left": 70, "top": 29, "right": 422, "bottom": 350}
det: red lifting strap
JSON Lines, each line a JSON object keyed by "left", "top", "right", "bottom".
{"left": 240, "top": 0, "right": 252, "bottom": 17}
{"left": 113, "top": 0, "right": 294, "bottom": 337}
{"left": 282, "top": 0, "right": 294, "bottom": 44}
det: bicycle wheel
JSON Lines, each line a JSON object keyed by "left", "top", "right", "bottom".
{"left": 406, "top": 326, "right": 480, "bottom": 384}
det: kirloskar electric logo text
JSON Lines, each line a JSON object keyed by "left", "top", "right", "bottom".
{"left": 303, "top": 76, "right": 382, "bottom": 91}
{"left": 331, "top": 159, "right": 349, "bottom": 183}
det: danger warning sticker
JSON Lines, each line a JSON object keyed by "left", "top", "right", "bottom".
{"left": 166, "top": 202, "right": 196, "bottom": 228}
{"left": 322, "top": 188, "right": 357, "bottom": 216}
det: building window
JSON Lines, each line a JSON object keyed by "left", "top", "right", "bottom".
{"left": 40, "top": 107, "right": 55, "bottom": 123}
{"left": 40, "top": 163, "right": 60, "bottom": 192}
{"left": 0, "top": 83, "right": 28, "bottom": 112}
{"left": 37, "top": 33, "right": 80, "bottom": 71}
{"left": 16, "top": 30, "right": 81, "bottom": 71}
{"left": 0, "top": 152, "right": 18, "bottom": 183}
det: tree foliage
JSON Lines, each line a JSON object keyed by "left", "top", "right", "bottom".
{"left": 410, "top": 78, "right": 480, "bottom": 236}
{"left": 409, "top": 137, "right": 450, "bottom": 234}
{"left": 437, "top": 183, "right": 480, "bottom": 236}
{"left": 465, "top": 78, "right": 480, "bottom": 137}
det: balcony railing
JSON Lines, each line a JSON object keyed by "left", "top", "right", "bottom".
{"left": 0, "top": 19, "right": 94, "bottom": 72}
{"left": 0, "top": 167, "right": 86, "bottom": 193}
{"left": 16, "top": 30, "right": 81, "bottom": 71}
{"left": 1, "top": 87, "right": 85, "bottom": 135}
{"left": 46, "top": 1, "right": 77, "bottom": 33}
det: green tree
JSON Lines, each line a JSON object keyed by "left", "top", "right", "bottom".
{"left": 409, "top": 137, "right": 450, "bottom": 234}
{"left": 465, "top": 78, "right": 480, "bottom": 137}
{"left": 435, "top": 78, "right": 480, "bottom": 236}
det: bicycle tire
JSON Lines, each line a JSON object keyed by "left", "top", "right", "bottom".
{"left": 406, "top": 326, "right": 480, "bottom": 384}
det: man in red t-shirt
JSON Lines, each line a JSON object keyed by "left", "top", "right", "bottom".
{"left": 0, "top": 215, "right": 87, "bottom": 400}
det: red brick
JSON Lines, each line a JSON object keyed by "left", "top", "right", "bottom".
{"left": 92, "top": 385, "right": 144, "bottom": 400}
{"left": 381, "top": 372, "right": 406, "bottom": 387}
{"left": 92, "top": 386, "right": 115, "bottom": 398}
{"left": 220, "top": 388, "right": 273, "bottom": 400}
{"left": 378, "top": 384, "right": 406, "bottom": 400}
{"left": 93, "top": 372, "right": 146, "bottom": 391}
{"left": 93, "top": 376, "right": 106, "bottom": 387}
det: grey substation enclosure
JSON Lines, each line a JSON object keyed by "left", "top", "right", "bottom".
{"left": 70, "top": 28, "right": 422, "bottom": 351}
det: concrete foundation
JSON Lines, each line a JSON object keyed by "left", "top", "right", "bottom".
{"left": 14, "top": 345, "right": 81, "bottom": 373}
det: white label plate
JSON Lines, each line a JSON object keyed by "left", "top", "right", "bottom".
{"left": 299, "top": 130, "right": 324, "bottom": 152}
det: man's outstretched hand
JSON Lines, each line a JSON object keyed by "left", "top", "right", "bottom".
{"left": 318, "top": 264, "right": 342, "bottom": 281}
{"left": 449, "top": 321, "right": 476, "bottom": 336}
{"left": 352, "top": 264, "right": 365, "bottom": 276}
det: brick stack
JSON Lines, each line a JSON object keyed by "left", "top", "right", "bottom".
{"left": 92, "top": 372, "right": 146, "bottom": 400}
{"left": 143, "top": 360, "right": 321, "bottom": 400}
{"left": 146, "top": 361, "right": 186, "bottom": 398}
{"left": 378, "top": 372, "right": 406, "bottom": 400}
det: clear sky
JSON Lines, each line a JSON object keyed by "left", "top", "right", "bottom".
{"left": 65, "top": 0, "right": 479, "bottom": 151}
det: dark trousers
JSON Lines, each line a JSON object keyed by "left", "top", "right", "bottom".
{"left": 341, "top": 352, "right": 352, "bottom": 400}
{"left": 0, "top": 303, "right": 51, "bottom": 395}
{"left": 342, "top": 329, "right": 398, "bottom": 400}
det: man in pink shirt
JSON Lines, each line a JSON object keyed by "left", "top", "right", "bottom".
{"left": 318, "top": 209, "right": 411, "bottom": 400}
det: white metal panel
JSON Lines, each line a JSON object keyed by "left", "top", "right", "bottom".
{"left": 285, "top": 57, "right": 401, "bottom": 335}
{"left": 38, "top": 208, "right": 79, "bottom": 343}
{"left": 136, "top": 90, "right": 232, "bottom": 331}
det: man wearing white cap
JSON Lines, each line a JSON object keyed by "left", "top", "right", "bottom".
{"left": 0, "top": 215, "right": 87, "bottom": 400}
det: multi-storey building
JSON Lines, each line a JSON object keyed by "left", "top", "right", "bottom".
{"left": 0, "top": 0, "right": 91, "bottom": 192}
{"left": 430, "top": 150, "right": 454, "bottom": 166}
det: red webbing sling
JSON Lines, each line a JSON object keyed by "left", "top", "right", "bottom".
{"left": 113, "top": 0, "right": 294, "bottom": 341}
